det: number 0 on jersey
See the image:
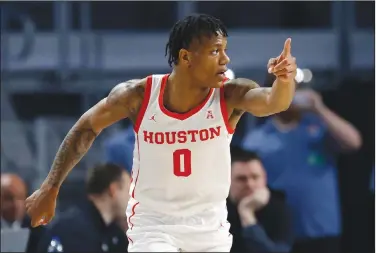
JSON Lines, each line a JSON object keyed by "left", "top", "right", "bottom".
{"left": 173, "top": 149, "right": 192, "bottom": 177}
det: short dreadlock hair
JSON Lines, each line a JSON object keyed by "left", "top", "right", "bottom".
{"left": 165, "top": 14, "right": 228, "bottom": 67}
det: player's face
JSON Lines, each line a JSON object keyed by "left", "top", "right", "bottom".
{"left": 230, "top": 160, "right": 267, "bottom": 202}
{"left": 187, "top": 32, "right": 230, "bottom": 88}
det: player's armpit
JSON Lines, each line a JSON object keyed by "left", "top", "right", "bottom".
{"left": 225, "top": 78, "right": 292, "bottom": 117}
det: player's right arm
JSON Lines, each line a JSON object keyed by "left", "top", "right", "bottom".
{"left": 25, "top": 78, "right": 146, "bottom": 227}
{"left": 45, "top": 79, "right": 145, "bottom": 188}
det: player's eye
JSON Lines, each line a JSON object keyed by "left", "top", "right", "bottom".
{"left": 211, "top": 49, "right": 219, "bottom": 55}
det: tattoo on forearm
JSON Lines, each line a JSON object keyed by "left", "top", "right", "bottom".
{"left": 47, "top": 125, "right": 97, "bottom": 187}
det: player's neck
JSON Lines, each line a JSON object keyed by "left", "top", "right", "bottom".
{"left": 165, "top": 70, "right": 211, "bottom": 114}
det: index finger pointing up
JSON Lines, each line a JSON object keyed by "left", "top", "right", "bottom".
{"left": 281, "top": 38, "right": 291, "bottom": 58}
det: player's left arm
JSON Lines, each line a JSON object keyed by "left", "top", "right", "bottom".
{"left": 226, "top": 38, "right": 297, "bottom": 117}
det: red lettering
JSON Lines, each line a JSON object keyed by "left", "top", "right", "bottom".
{"left": 209, "top": 126, "right": 221, "bottom": 139}
{"left": 143, "top": 126, "right": 221, "bottom": 144}
{"left": 165, "top": 132, "right": 176, "bottom": 144}
{"left": 155, "top": 132, "right": 164, "bottom": 144}
{"left": 143, "top": 131, "right": 154, "bottom": 143}
{"left": 187, "top": 130, "right": 199, "bottom": 142}
{"left": 177, "top": 131, "right": 187, "bottom": 143}
{"left": 173, "top": 149, "right": 192, "bottom": 177}
{"left": 199, "top": 129, "right": 209, "bottom": 141}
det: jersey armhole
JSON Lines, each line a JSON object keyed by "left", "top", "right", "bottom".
{"left": 220, "top": 79, "right": 236, "bottom": 134}
{"left": 133, "top": 76, "right": 153, "bottom": 133}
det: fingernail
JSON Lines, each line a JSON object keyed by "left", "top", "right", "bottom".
{"left": 268, "top": 68, "right": 272, "bottom": 73}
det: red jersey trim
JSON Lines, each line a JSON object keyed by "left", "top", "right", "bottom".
{"left": 133, "top": 76, "right": 153, "bottom": 133}
{"left": 220, "top": 80, "right": 235, "bottom": 134}
{"left": 128, "top": 135, "right": 141, "bottom": 230}
{"left": 128, "top": 202, "right": 139, "bottom": 230}
{"left": 131, "top": 135, "right": 141, "bottom": 199}
{"left": 158, "top": 74, "right": 215, "bottom": 121}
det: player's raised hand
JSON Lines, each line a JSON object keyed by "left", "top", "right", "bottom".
{"left": 267, "top": 38, "right": 297, "bottom": 83}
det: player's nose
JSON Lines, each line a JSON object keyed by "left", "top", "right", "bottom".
{"left": 220, "top": 51, "right": 230, "bottom": 65}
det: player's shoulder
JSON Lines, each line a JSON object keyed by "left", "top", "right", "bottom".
{"left": 149, "top": 73, "right": 166, "bottom": 79}
{"left": 107, "top": 77, "right": 148, "bottom": 106}
{"left": 223, "top": 78, "right": 260, "bottom": 91}
{"left": 111, "top": 78, "right": 147, "bottom": 97}
{"left": 109, "top": 74, "right": 167, "bottom": 98}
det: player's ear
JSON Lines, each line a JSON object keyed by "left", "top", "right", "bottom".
{"left": 179, "top": 49, "right": 191, "bottom": 67}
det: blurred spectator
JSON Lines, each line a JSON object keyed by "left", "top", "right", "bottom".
{"left": 37, "top": 163, "right": 131, "bottom": 253}
{"left": 103, "top": 124, "right": 135, "bottom": 174}
{"left": 241, "top": 76, "right": 362, "bottom": 253}
{"left": 227, "top": 147, "right": 293, "bottom": 253}
{"left": 1, "top": 173, "right": 45, "bottom": 253}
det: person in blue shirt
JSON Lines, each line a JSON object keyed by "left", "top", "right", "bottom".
{"left": 241, "top": 85, "right": 362, "bottom": 253}
{"left": 103, "top": 124, "right": 135, "bottom": 174}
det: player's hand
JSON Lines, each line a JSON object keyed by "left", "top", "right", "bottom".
{"left": 267, "top": 38, "right": 297, "bottom": 83}
{"left": 238, "top": 187, "right": 270, "bottom": 212}
{"left": 25, "top": 184, "right": 59, "bottom": 227}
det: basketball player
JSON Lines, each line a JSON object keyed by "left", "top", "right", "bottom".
{"left": 25, "top": 14, "right": 297, "bottom": 252}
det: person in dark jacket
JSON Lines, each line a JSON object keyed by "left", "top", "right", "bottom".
{"left": 227, "top": 147, "right": 294, "bottom": 253}
{"left": 37, "top": 163, "right": 131, "bottom": 253}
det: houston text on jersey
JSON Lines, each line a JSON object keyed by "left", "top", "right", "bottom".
{"left": 143, "top": 126, "right": 222, "bottom": 144}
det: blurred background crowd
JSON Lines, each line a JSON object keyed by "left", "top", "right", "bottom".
{"left": 1, "top": 1, "right": 374, "bottom": 253}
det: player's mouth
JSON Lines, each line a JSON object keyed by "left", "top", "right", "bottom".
{"left": 217, "top": 69, "right": 228, "bottom": 78}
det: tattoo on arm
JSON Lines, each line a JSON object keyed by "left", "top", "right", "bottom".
{"left": 46, "top": 124, "right": 97, "bottom": 187}
{"left": 45, "top": 79, "right": 144, "bottom": 188}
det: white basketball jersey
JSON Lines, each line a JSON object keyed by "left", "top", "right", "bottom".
{"left": 128, "top": 74, "right": 235, "bottom": 218}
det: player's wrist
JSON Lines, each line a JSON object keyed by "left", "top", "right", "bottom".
{"left": 275, "top": 76, "right": 295, "bottom": 86}
{"left": 41, "top": 180, "right": 60, "bottom": 193}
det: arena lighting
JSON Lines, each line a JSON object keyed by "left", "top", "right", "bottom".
{"left": 302, "top": 68, "right": 313, "bottom": 83}
{"left": 225, "top": 69, "right": 235, "bottom": 79}
{"left": 224, "top": 67, "right": 312, "bottom": 83}
{"left": 295, "top": 68, "right": 304, "bottom": 83}
{"left": 294, "top": 68, "right": 313, "bottom": 84}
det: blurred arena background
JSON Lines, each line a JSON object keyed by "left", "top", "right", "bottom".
{"left": 1, "top": 1, "right": 375, "bottom": 253}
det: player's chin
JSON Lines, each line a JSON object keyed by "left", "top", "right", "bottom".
{"left": 210, "top": 82, "right": 223, "bottom": 88}
{"left": 210, "top": 75, "right": 226, "bottom": 88}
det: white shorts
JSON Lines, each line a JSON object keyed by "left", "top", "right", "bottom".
{"left": 126, "top": 200, "right": 233, "bottom": 252}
